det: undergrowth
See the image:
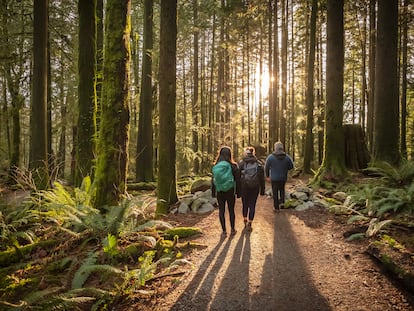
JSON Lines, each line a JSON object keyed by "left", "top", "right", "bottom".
{"left": 0, "top": 176, "right": 199, "bottom": 310}
{"left": 341, "top": 160, "right": 414, "bottom": 241}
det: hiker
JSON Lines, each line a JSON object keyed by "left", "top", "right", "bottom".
{"left": 238, "top": 146, "right": 265, "bottom": 232}
{"left": 212, "top": 146, "right": 241, "bottom": 236}
{"left": 264, "top": 141, "right": 294, "bottom": 211}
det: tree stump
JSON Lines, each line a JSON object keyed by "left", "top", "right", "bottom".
{"left": 344, "top": 124, "right": 370, "bottom": 170}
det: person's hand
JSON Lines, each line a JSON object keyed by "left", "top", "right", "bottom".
{"left": 266, "top": 177, "right": 270, "bottom": 182}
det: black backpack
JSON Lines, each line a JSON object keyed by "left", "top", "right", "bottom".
{"left": 242, "top": 161, "right": 259, "bottom": 188}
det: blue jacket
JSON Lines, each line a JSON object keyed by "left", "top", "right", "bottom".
{"left": 264, "top": 152, "right": 294, "bottom": 182}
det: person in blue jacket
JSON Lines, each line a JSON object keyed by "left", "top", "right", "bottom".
{"left": 265, "top": 141, "right": 294, "bottom": 211}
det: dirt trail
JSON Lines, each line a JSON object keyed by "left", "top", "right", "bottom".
{"left": 140, "top": 182, "right": 414, "bottom": 311}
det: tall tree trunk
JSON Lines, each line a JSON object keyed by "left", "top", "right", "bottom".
{"left": 303, "top": 0, "right": 317, "bottom": 174}
{"left": 1, "top": 1, "right": 24, "bottom": 178}
{"left": 136, "top": 0, "right": 154, "bottom": 182}
{"left": 373, "top": 0, "right": 399, "bottom": 164}
{"left": 216, "top": 0, "right": 226, "bottom": 145}
{"left": 401, "top": 0, "right": 408, "bottom": 158}
{"left": 156, "top": 0, "right": 178, "bottom": 215}
{"left": 280, "top": 0, "right": 288, "bottom": 146}
{"left": 96, "top": 0, "right": 104, "bottom": 129}
{"left": 57, "top": 51, "right": 69, "bottom": 179}
{"left": 207, "top": 12, "right": 216, "bottom": 160}
{"left": 289, "top": 0, "right": 295, "bottom": 157}
{"left": 192, "top": 0, "right": 200, "bottom": 173}
{"left": 258, "top": 19, "right": 264, "bottom": 145}
{"left": 47, "top": 36, "right": 54, "bottom": 177}
{"left": 30, "top": 0, "right": 49, "bottom": 189}
{"left": 367, "top": 0, "right": 376, "bottom": 151}
{"left": 360, "top": 5, "right": 367, "bottom": 130}
{"left": 269, "top": 0, "right": 279, "bottom": 151}
{"left": 246, "top": 23, "right": 251, "bottom": 145}
{"left": 76, "top": 0, "right": 96, "bottom": 186}
{"left": 94, "top": 0, "right": 131, "bottom": 209}
{"left": 317, "top": 15, "right": 324, "bottom": 165}
{"left": 57, "top": 108, "right": 67, "bottom": 178}
{"left": 315, "top": 0, "right": 347, "bottom": 181}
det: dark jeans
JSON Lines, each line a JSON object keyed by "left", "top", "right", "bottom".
{"left": 271, "top": 180, "right": 286, "bottom": 209}
{"left": 241, "top": 186, "right": 259, "bottom": 221}
{"left": 217, "top": 188, "right": 236, "bottom": 232}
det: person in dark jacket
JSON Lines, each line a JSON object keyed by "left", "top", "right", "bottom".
{"left": 238, "top": 147, "right": 265, "bottom": 232}
{"left": 265, "top": 141, "right": 294, "bottom": 211}
{"left": 212, "top": 146, "right": 241, "bottom": 236}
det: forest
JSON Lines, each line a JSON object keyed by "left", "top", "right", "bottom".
{"left": 0, "top": 0, "right": 413, "bottom": 310}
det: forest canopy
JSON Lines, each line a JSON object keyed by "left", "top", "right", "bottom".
{"left": 0, "top": 0, "right": 413, "bottom": 208}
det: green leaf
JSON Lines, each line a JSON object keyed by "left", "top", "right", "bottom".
{"left": 346, "top": 233, "right": 365, "bottom": 242}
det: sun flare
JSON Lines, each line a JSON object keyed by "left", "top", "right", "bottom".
{"left": 253, "top": 64, "right": 271, "bottom": 109}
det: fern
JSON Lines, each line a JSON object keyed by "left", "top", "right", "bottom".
{"left": 346, "top": 233, "right": 366, "bottom": 241}
{"left": 71, "top": 252, "right": 97, "bottom": 289}
{"left": 103, "top": 233, "right": 119, "bottom": 257}
{"left": 347, "top": 215, "right": 369, "bottom": 224}
{"left": 365, "top": 160, "right": 414, "bottom": 187}
{"left": 23, "top": 286, "right": 63, "bottom": 305}
{"left": 23, "top": 286, "right": 114, "bottom": 310}
{"left": 135, "top": 251, "right": 157, "bottom": 286}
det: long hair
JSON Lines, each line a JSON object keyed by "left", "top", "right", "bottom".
{"left": 214, "top": 146, "right": 235, "bottom": 164}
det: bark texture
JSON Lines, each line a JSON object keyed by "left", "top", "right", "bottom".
{"left": 94, "top": 0, "right": 131, "bottom": 209}
{"left": 156, "top": 0, "right": 178, "bottom": 215}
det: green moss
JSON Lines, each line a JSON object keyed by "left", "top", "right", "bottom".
{"left": 164, "top": 227, "right": 202, "bottom": 240}
{"left": 0, "top": 274, "right": 37, "bottom": 297}
{"left": 381, "top": 234, "right": 405, "bottom": 251}
{"left": 0, "top": 240, "right": 57, "bottom": 267}
{"left": 284, "top": 199, "right": 299, "bottom": 209}
{"left": 177, "top": 241, "right": 207, "bottom": 250}
{"left": 325, "top": 197, "right": 342, "bottom": 205}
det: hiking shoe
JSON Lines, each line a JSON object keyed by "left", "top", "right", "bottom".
{"left": 230, "top": 229, "right": 237, "bottom": 235}
{"left": 279, "top": 203, "right": 284, "bottom": 210}
{"left": 244, "top": 219, "right": 248, "bottom": 228}
{"left": 246, "top": 222, "right": 252, "bottom": 232}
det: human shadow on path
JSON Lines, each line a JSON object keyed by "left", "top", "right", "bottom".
{"left": 169, "top": 234, "right": 233, "bottom": 310}
{"left": 209, "top": 230, "right": 251, "bottom": 310}
{"left": 264, "top": 211, "right": 331, "bottom": 310}
{"left": 169, "top": 198, "right": 331, "bottom": 311}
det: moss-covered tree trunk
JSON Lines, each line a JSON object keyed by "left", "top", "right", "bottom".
{"left": 75, "top": 0, "right": 96, "bottom": 186}
{"left": 96, "top": 0, "right": 104, "bottom": 126}
{"left": 30, "top": 0, "right": 49, "bottom": 189}
{"left": 136, "top": 0, "right": 154, "bottom": 182}
{"left": 303, "top": 0, "right": 317, "bottom": 174}
{"left": 373, "top": 0, "right": 399, "bottom": 164}
{"left": 156, "top": 0, "right": 178, "bottom": 215}
{"left": 315, "top": 0, "right": 347, "bottom": 183}
{"left": 94, "top": 0, "right": 131, "bottom": 209}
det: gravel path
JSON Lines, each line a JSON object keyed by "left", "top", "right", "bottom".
{"left": 147, "top": 185, "right": 414, "bottom": 311}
